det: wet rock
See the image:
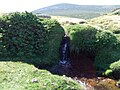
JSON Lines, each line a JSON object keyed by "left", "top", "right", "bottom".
{"left": 50, "top": 61, "right": 73, "bottom": 76}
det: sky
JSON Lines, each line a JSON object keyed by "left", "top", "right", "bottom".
{"left": 0, "top": 0, "right": 120, "bottom": 13}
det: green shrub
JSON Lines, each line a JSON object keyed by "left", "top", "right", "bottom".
{"left": 110, "top": 60, "right": 120, "bottom": 79}
{"left": 96, "top": 30, "right": 117, "bottom": 48}
{"left": 94, "top": 47, "right": 120, "bottom": 75}
{"left": 66, "top": 24, "right": 117, "bottom": 55}
{"left": 0, "top": 12, "right": 46, "bottom": 57}
{"left": 39, "top": 19, "right": 64, "bottom": 66}
{"left": 66, "top": 24, "right": 99, "bottom": 54}
{"left": 0, "top": 12, "right": 64, "bottom": 66}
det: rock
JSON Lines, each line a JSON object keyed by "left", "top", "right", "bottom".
{"left": 50, "top": 61, "right": 73, "bottom": 76}
{"left": 31, "top": 78, "right": 38, "bottom": 83}
{"left": 44, "top": 83, "right": 47, "bottom": 86}
{"left": 116, "top": 82, "right": 120, "bottom": 88}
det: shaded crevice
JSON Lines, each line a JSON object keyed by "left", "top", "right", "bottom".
{"left": 70, "top": 51, "right": 96, "bottom": 78}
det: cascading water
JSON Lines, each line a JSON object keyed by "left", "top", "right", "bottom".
{"left": 59, "top": 43, "right": 68, "bottom": 64}
{"left": 50, "top": 34, "right": 72, "bottom": 76}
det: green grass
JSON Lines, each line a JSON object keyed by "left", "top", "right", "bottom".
{"left": 0, "top": 61, "right": 85, "bottom": 90}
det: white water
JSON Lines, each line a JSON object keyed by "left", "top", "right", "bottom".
{"left": 60, "top": 43, "right": 68, "bottom": 64}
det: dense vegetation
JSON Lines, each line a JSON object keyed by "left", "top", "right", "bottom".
{"left": 0, "top": 11, "right": 120, "bottom": 90}
{"left": 0, "top": 62, "right": 85, "bottom": 90}
{"left": 66, "top": 24, "right": 117, "bottom": 54}
{"left": 88, "top": 11, "right": 120, "bottom": 78}
{"left": 65, "top": 24, "right": 120, "bottom": 79}
{"left": 109, "top": 60, "right": 120, "bottom": 79}
{"left": 0, "top": 12, "right": 64, "bottom": 67}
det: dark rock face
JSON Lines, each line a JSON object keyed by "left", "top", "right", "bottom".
{"left": 50, "top": 61, "right": 73, "bottom": 76}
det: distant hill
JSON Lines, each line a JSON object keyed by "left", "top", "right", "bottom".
{"left": 32, "top": 3, "right": 120, "bottom": 19}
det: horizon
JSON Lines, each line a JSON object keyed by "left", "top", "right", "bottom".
{"left": 0, "top": 0, "right": 120, "bottom": 13}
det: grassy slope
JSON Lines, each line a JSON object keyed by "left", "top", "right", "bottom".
{"left": 0, "top": 62, "right": 85, "bottom": 90}
{"left": 89, "top": 15, "right": 120, "bottom": 33}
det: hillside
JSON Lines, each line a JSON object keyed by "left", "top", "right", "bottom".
{"left": 89, "top": 15, "right": 120, "bottom": 33}
{"left": 32, "top": 3, "right": 120, "bottom": 19}
{"left": 0, "top": 62, "right": 85, "bottom": 90}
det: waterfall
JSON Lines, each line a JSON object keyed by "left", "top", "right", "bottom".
{"left": 59, "top": 43, "right": 68, "bottom": 64}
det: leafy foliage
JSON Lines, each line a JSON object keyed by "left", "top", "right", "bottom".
{"left": 96, "top": 30, "right": 117, "bottom": 48}
{"left": 94, "top": 47, "right": 120, "bottom": 76}
{"left": 109, "top": 60, "right": 120, "bottom": 79}
{"left": 94, "top": 34, "right": 120, "bottom": 76}
{"left": 0, "top": 12, "right": 64, "bottom": 66}
{"left": 66, "top": 24, "right": 117, "bottom": 55}
{"left": 0, "top": 12, "right": 46, "bottom": 57}
{"left": 66, "top": 24, "right": 98, "bottom": 54}
{"left": 39, "top": 19, "right": 64, "bottom": 66}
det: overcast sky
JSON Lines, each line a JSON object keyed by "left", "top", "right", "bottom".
{"left": 0, "top": 0, "right": 120, "bottom": 13}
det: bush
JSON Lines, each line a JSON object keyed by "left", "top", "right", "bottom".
{"left": 94, "top": 47, "right": 120, "bottom": 75}
{"left": 0, "top": 12, "right": 46, "bottom": 57}
{"left": 39, "top": 19, "right": 64, "bottom": 66}
{"left": 66, "top": 24, "right": 99, "bottom": 54}
{"left": 96, "top": 30, "right": 117, "bottom": 48}
{"left": 66, "top": 24, "right": 117, "bottom": 55}
{"left": 0, "top": 12, "right": 64, "bottom": 66}
{"left": 110, "top": 60, "right": 120, "bottom": 79}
